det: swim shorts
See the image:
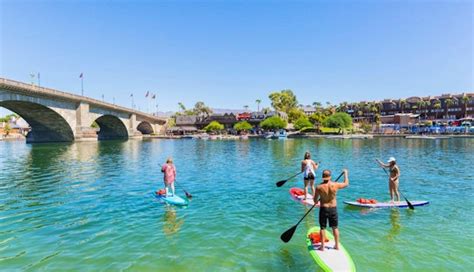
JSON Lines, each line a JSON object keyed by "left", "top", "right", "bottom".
{"left": 304, "top": 172, "right": 315, "bottom": 181}
{"left": 319, "top": 207, "right": 338, "bottom": 229}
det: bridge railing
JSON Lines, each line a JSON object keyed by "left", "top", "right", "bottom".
{"left": 0, "top": 77, "right": 166, "bottom": 123}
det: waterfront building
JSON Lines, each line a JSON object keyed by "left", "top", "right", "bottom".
{"left": 299, "top": 105, "right": 317, "bottom": 116}
{"left": 347, "top": 93, "right": 473, "bottom": 121}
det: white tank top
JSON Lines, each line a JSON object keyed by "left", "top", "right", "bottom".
{"left": 304, "top": 160, "right": 315, "bottom": 178}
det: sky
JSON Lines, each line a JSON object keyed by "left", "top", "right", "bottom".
{"left": 0, "top": 0, "right": 472, "bottom": 115}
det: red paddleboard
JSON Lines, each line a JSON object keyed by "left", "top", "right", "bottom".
{"left": 289, "top": 187, "right": 319, "bottom": 206}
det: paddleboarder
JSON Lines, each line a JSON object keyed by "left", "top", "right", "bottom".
{"left": 161, "top": 157, "right": 176, "bottom": 196}
{"left": 313, "top": 169, "right": 349, "bottom": 251}
{"left": 377, "top": 157, "right": 400, "bottom": 203}
{"left": 301, "top": 151, "right": 319, "bottom": 201}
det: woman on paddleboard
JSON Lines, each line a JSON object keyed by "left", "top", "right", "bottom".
{"left": 301, "top": 151, "right": 319, "bottom": 200}
{"left": 161, "top": 157, "right": 176, "bottom": 196}
{"left": 377, "top": 157, "right": 400, "bottom": 203}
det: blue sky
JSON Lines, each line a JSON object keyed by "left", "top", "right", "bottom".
{"left": 1, "top": 0, "right": 472, "bottom": 115}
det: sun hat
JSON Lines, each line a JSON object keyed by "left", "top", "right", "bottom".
{"left": 387, "top": 157, "right": 396, "bottom": 163}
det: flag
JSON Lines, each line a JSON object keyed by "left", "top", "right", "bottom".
{"left": 145, "top": 91, "right": 149, "bottom": 98}
{"left": 152, "top": 94, "right": 156, "bottom": 99}
{"left": 79, "top": 73, "right": 83, "bottom": 78}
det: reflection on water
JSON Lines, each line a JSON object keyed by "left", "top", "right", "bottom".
{"left": 386, "top": 209, "right": 401, "bottom": 241}
{"left": 162, "top": 206, "right": 184, "bottom": 237}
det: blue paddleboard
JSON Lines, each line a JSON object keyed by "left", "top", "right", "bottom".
{"left": 155, "top": 193, "right": 189, "bottom": 206}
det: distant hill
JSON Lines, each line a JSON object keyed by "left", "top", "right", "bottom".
{"left": 154, "top": 111, "right": 174, "bottom": 118}
{"left": 211, "top": 108, "right": 245, "bottom": 114}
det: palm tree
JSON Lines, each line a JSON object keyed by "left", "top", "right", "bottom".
{"left": 444, "top": 98, "right": 454, "bottom": 119}
{"left": 244, "top": 105, "right": 249, "bottom": 112}
{"left": 433, "top": 101, "right": 442, "bottom": 119}
{"left": 336, "top": 102, "right": 348, "bottom": 113}
{"left": 399, "top": 99, "right": 406, "bottom": 113}
{"left": 256, "top": 99, "right": 262, "bottom": 112}
{"left": 461, "top": 95, "right": 470, "bottom": 118}
{"left": 178, "top": 102, "right": 186, "bottom": 112}
{"left": 313, "top": 102, "right": 322, "bottom": 110}
{"left": 194, "top": 101, "right": 213, "bottom": 118}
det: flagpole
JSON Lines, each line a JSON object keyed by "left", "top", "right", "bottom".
{"left": 147, "top": 92, "right": 150, "bottom": 114}
{"left": 37, "top": 72, "right": 41, "bottom": 87}
{"left": 81, "top": 75, "right": 84, "bottom": 96}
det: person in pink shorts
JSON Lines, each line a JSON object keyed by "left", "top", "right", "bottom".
{"left": 161, "top": 158, "right": 176, "bottom": 196}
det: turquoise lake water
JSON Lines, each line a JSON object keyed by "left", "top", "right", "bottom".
{"left": 0, "top": 138, "right": 473, "bottom": 271}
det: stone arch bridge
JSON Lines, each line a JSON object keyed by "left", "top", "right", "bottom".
{"left": 0, "top": 78, "right": 167, "bottom": 143}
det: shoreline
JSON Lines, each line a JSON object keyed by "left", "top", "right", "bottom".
{"left": 143, "top": 134, "right": 474, "bottom": 140}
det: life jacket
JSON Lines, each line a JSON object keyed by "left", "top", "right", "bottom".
{"left": 156, "top": 189, "right": 166, "bottom": 195}
{"left": 308, "top": 232, "right": 330, "bottom": 244}
{"left": 357, "top": 198, "right": 377, "bottom": 204}
{"left": 293, "top": 189, "right": 305, "bottom": 196}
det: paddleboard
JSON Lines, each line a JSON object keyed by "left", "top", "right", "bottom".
{"left": 344, "top": 200, "right": 429, "bottom": 208}
{"left": 155, "top": 192, "right": 189, "bottom": 206}
{"left": 289, "top": 187, "right": 319, "bottom": 206}
{"left": 306, "top": 226, "right": 356, "bottom": 272}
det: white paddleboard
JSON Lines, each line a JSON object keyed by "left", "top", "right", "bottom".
{"left": 306, "top": 226, "right": 356, "bottom": 272}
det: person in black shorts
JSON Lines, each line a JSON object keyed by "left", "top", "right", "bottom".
{"left": 314, "top": 169, "right": 349, "bottom": 251}
{"left": 301, "top": 151, "right": 319, "bottom": 200}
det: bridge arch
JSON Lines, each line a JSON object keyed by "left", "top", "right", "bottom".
{"left": 137, "top": 121, "right": 154, "bottom": 135}
{"left": 93, "top": 114, "right": 128, "bottom": 140}
{"left": 0, "top": 100, "right": 74, "bottom": 143}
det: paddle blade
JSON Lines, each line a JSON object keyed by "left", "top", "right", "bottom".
{"left": 185, "top": 192, "right": 192, "bottom": 199}
{"left": 280, "top": 225, "right": 297, "bottom": 243}
{"left": 404, "top": 197, "right": 414, "bottom": 210}
{"left": 276, "top": 180, "right": 287, "bottom": 187}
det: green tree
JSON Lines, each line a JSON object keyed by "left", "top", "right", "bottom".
{"left": 288, "top": 108, "right": 306, "bottom": 123}
{"left": 360, "top": 122, "right": 372, "bottom": 134}
{"left": 268, "top": 89, "right": 298, "bottom": 113}
{"left": 323, "top": 112, "right": 352, "bottom": 132}
{"left": 374, "top": 113, "right": 381, "bottom": 123}
{"left": 91, "top": 121, "right": 99, "bottom": 128}
{"left": 262, "top": 107, "right": 271, "bottom": 114}
{"left": 255, "top": 99, "right": 262, "bottom": 112}
{"left": 294, "top": 116, "right": 313, "bottom": 130}
{"left": 176, "top": 102, "right": 195, "bottom": 116}
{"left": 312, "top": 102, "right": 322, "bottom": 112}
{"left": 3, "top": 123, "right": 11, "bottom": 136}
{"left": 433, "top": 101, "right": 442, "bottom": 119}
{"left": 399, "top": 99, "right": 406, "bottom": 113}
{"left": 166, "top": 117, "right": 176, "bottom": 128}
{"left": 260, "top": 116, "right": 287, "bottom": 130}
{"left": 234, "top": 121, "right": 253, "bottom": 132}
{"left": 0, "top": 113, "right": 19, "bottom": 123}
{"left": 204, "top": 121, "right": 224, "bottom": 132}
{"left": 461, "top": 95, "right": 470, "bottom": 118}
{"left": 444, "top": 98, "right": 454, "bottom": 119}
{"left": 309, "top": 112, "right": 326, "bottom": 125}
{"left": 336, "top": 102, "right": 349, "bottom": 113}
{"left": 194, "top": 101, "right": 213, "bottom": 118}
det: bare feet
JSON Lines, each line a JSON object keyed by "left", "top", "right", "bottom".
{"left": 334, "top": 245, "right": 339, "bottom": 250}
{"left": 319, "top": 245, "right": 324, "bottom": 251}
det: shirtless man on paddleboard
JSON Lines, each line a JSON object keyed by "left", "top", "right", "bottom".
{"left": 377, "top": 157, "right": 400, "bottom": 202}
{"left": 314, "top": 169, "right": 349, "bottom": 251}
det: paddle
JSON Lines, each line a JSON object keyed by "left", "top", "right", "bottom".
{"left": 174, "top": 181, "right": 192, "bottom": 199}
{"left": 276, "top": 172, "right": 303, "bottom": 187}
{"left": 280, "top": 171, "right": 344, "bottom": 243}
{"left": 376, "top": 159, "right": 414, "bottom": 210}
{"left": 276, "top": 162, "right": 321, "bottom": 188}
